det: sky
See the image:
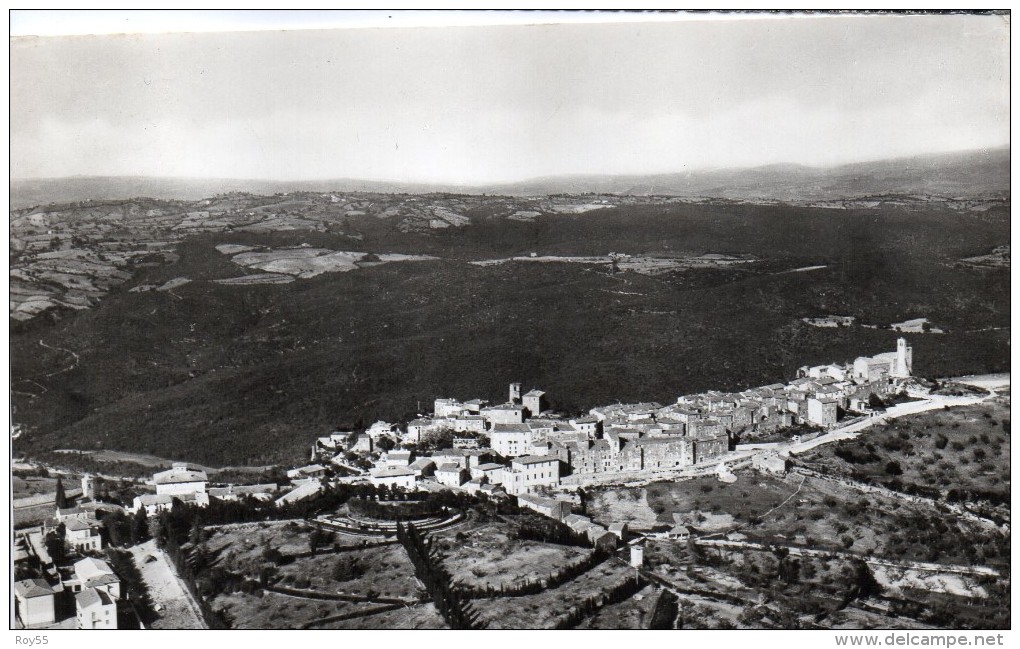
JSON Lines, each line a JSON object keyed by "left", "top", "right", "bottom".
{"left": 9, "top": 12, "right": 1010, "bottom": 184}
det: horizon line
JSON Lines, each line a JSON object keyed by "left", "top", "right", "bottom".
{"left": 10, "top": 144, "right": 1009, "bottom": 187}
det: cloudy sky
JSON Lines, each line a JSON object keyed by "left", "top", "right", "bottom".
{"left": 10, "top": 12, "right": 1010, "bottom": 184}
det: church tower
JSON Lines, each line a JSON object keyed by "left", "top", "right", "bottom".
{"left": 893, "top": 337, "right": 912, "bottom": 378}
{"left": 509, "top": 382, "right": 522, "bottom": 404}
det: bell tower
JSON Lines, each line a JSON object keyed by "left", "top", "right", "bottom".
{"left": 509, "top": 382, "right": 522, "bottom": 404}
{"left": 893, "top": 337, "right": 912, "bottom": 378}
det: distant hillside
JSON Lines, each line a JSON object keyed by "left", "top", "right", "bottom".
{"left": 10, "top": 147, "right": 1008, "bottom": 209}
{"left": 481, "top": 148, "right": 1011, "bottom": 200}
{"left": 8, "top": 176, "right": 450, "bottom": 210}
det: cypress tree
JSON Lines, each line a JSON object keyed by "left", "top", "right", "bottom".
{"left": 55, "top": 477, "right": 68, "bottom": 509}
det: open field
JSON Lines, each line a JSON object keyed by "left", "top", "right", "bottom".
{"left": 432, "top": 519, "right": 589, "bottom": 589}
{"left": 580, "top": 584, "right": 659, "bottom": 628}
{"left": 316, "top": 603, "right": 447, "bottom": 629}
{"left": 205, "top": 519, "right": 422, "bottom": 600}
{"left": 796, "top": 398, "right": 1010, "bottom": 511}
{"left": 214, "top": 591, "right": 355, "bottom": 630}
{"left": 274, "top": 544, "right": 420, "bottom": 601}
{"left": 471, "top": 558, "right": 640, "bottom": 629}
{"left": 13, "top": 474, "right": 59, "bottom": 499}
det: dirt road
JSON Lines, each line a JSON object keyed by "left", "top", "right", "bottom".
{"left": 128, "top": 540, "right": 207, "bottom": 629}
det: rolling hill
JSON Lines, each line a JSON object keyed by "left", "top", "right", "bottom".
{"left": 10, "top": 147, "right": 1008, "bottom": 209}
{"left": 10, "top": 201, "right": 1011, "bottom": 467}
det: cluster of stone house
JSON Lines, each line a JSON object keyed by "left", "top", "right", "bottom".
{"left": 131, "top": 462, "right": 300, "bottom": 515}
{"left": 14, "top": 550, "right": 122, "bottom": 630}
{"left": 310, "top": 338, "right": 914, "bottom": 493}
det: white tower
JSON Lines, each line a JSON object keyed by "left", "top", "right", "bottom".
{"left": 509, "top": 382, "right": 522, "bottom": 404}
{"left": 81, "top": 474, "right": 95, "bottom": 501}
{"left": 630, "top": 544, "right": 644, "bottom": 568}
{"left": 892, "top": 337, "right": 912, "bottom": 378}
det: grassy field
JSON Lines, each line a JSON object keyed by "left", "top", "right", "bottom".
{"left": 431, "top": 519, "right": 589, "bottom": 589}
{"left": 13, "top": 474, "right": 59, "bottom": 499}
{"left": 580, "top": 584, "right": 659, "bottom": 629}
{"left": 205, "top": 520, "right": 412, "bottom": 594}
{"left": 13, "top": 503, "right": 55, "bottom": 529}
{"left": 471, "top": 559, "right": 640, "bottom": 629}
{"left": 796, "top": 398, "right": 1011, "bottom": 507}
{"left": 588, "top": 473, "right": 799, "bottom": 529}
{"left": 317, "top": 603, "right": 447, "bottom": 630}
{"left": 214, "top": 591, "right": 357, "bottom": 630}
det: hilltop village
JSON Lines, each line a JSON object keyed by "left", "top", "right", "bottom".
{"left": 13, "top": 339, "right": 921, "bottom": 629}
{"left": 319, "top": 338, "right": 914, "bottom": 493}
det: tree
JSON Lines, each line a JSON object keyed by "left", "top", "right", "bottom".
{"left": 45, "top": 524, "right": 67, "bottom": 564}
{"left": 884, "top": 460, "right": 903, "bottom": 476}
{"left": 55, "top": 477, "right": 68, "bottom": 510}
{"left": 849, "top": 559, "right": 883, "bottom": 600}
{"left": 189, "top": 517, "right": 203, "bottom": 545}
{"left": 376, "top": 436, "right": 396, "bottom": 453}
{"left": 332, "top": 556, "right": 363, "bottom": 582}
{"left": 308, "top": 527, "right": 322, "bottom": 555}
{"left": 131, "top": 507, "right": 149, "bottom": 545}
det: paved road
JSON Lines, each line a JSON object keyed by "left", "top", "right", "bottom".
{"left": 787, "top": 389, "right": 999, "bottom": 455}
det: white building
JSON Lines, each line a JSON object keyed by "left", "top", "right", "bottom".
{"left": 76, "top": 588, "right": 117, "bottom": 629}
{"left": 470, "top": 462, "right": 505, "bottom": 484}
{"left": 404, "top": 418, "right": 433, "bottom": 443}
{"left": 515, "top": 493, "right": 570, "bottom": 520}
{"left": 452, "top": 415, "right": 487, "bottom": 433}
{"left": 275, "top": 480, "right": 323, "bottom": 506}
{"left": 370, "top": 468, "right": 417, "bottom": 490}
{"left": 131, "top": 493, "right": 174, "bottom": 516}
{"left": 433, "top": 399, "right": 464, "bottom": 418}
{"left": 72, "top": 557, "right": 121, "bottom": 600}
{"left": 490, "top": 423, "right": 533, "bottom": 457}
{"left": 65, "top": 518, "right": 103, "bottom": 552}
{"left": 852, "top": 338, "right": 912, "bottom": 383}
{"left": 806, "top": 397, "right": 839, "bottom": 428}
{"left": 153, "top": 463, "right": 208, "bottom": 496}
{"left": 287, "top": 464, "right": 327, "bottom": 480}
{"left": 522, "top": 389, "right": 546, "bottom": 416}
{"left": 383, "top": 451, "right": 413, "bottom": 468}
{"left": 14, "top": 579, "right": 55, "bottom": 628}
{"left": 481, "top": 404, "right": 526, "bottom": 425}
{"left": 207, "top": 484, "right": 279, "bottom": 502}
{"left": 366, "top": 420, "right": 399, "bottom": 440}
{"left": 435, "top": 463, "right": 469, "bottom": 487}
{"left": 504, "top": 455, "right": 560, "bottom": 495}
{"left": 568, "top": 416, "right": 600, "bottom": 439}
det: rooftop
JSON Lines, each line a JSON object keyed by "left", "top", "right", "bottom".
{"left": 137, "top": 494, "right": 174, "bottom": 506}
{"left": 74, "top": 557, "right": 115, "bottom": 581}
{"left": 512, "top": 454, "right": 558, "bottom": 466}
{"left": 75, "top": 587, "right": 114, "bottom": 609}
{"left": 153, "top": 467, "right": 208, "bottom": 485}
{"left": 372, "top": 468, "right": 416, "bottom": 478}
{"left": 492, "top": 423, "right": 531, "bottom": 433}
{"left": 14, "top": 578, "right": 53, "bottom": 599}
